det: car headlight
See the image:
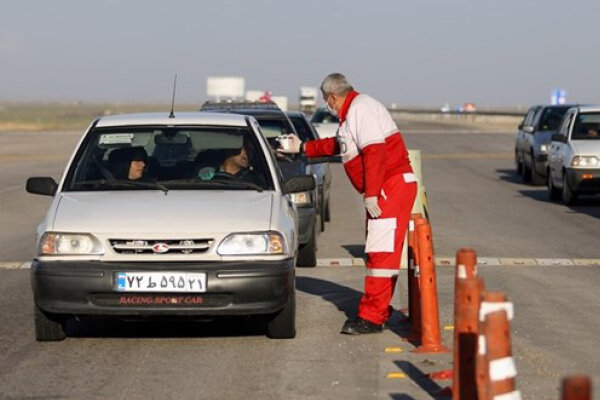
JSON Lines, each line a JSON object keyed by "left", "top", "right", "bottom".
{"left": 217, "top": 232, "right": 287, "bottom": 255}
{"left": 290, "top": 191, "right": 311, "bottom": 206}
{"left": 39, "top": 232, "right": 104, "bottom": 255}
{"left": 571, "top": 156, "right": 599, "bottom": 167}
{"left": 540, "top": 144, "right": 548, "bottom": 153}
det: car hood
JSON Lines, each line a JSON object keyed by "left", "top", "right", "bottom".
{"left": 52, "top": 190, "right": 273, "bottom": 234}
{"left": 569, "top": 140, "right": 600, "bottom": 156}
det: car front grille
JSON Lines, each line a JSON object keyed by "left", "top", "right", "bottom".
{"left": 109, "top": 239, "right": 213, "bottom": 255}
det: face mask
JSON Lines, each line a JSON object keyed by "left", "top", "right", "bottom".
{"left": 326, "top": 97, "right": 338, "bottom": 116}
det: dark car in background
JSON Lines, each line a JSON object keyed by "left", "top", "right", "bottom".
{"left": 515, "top": 104, "right": 575, "bottom": 185}
{"left": 287, "top": 111, "right": 332, "bottom": 233}
{"left": 200, "top": 101, "right": 319, "bottom": 267}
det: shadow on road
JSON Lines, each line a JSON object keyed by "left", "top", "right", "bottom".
{"left": 66, "top": 315, "right": 266, "bottom": 339}
{"left": 519, "top": 189, "right": 600, "bottom": 219}
{"left": 296, "top": 276, "right": 414, "bottom": 341}
{"left": 389, "top": 360, "right": 451, "bottom": 400}
{"left": 496, "top": 168, "right": 523, "bottom": 185}
{"left": 342, "top": 244, "right": 365, "bottom": 258}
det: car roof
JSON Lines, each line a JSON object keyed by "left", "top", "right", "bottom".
{"left": 95, "top": 112, "right": 249, "bottom": 128}
{"left": 286, "top": 111, "right": 305, "bottom": 118}
{"left": 200, "top": 100, "right": 281, "bottom": 111}
{"left": 576, "top": 105, "right": 600, "bottom": 113}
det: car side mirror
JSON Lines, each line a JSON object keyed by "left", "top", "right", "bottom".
{"left": 518, "top": 123, "right": 523, "bottom": 130}
{"left": 523, "top": 126, "right": 535, "bottom": 134}
{"left": 283, "top": 175, "right": 315, "bottom": 194}
{"left": 305, "top": 156, "right": 341, "bottom": 164}
{"left": 551, "top": 134, "right": 565, "bottom": 143}
{"left": 26, "top": 177, "right": 58, "bottom": 196}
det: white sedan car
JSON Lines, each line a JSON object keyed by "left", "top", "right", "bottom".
{"left": 547, "top": 106, "right": 600, "bottom": 205}
{"left": 26, "top": 112, "right": 315, "bottom": 341}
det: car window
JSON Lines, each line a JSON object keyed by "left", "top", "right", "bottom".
{"left": 523, "top": 107, "right": 538, "bottom": 127}
{"left": 571, "top": 112, "right": 600, "bottom": 140}
{"left": 63, "top": 126, "right": 274, "bottom": 191}
{"left": 255, "top": 118, "right": 291, "bottom": 138}
{"left": 311, "top": 108, "right": 339, "bottom": 124}
{"left": 289, "top": 115, "right": 318, "bottom": 142}
{"left": 558, "top": 112, "right": 574, "bottom": 137}
{"left": 537, "top": 107, "right": 570, "bottom": 131}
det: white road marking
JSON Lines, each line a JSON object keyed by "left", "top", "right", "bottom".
{"left": 1, "top": 258, "right": 599, "bottom": 269}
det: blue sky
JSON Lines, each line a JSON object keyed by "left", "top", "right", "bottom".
{"left": 1, "top": 0, "right": 599, "bottom": 107}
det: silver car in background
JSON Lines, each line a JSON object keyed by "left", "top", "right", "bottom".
{"left": 547, "top": 106, "right": 600, "bottom": 205}
{"left": 26, "top": 112, "right": 315, "bottom": 341}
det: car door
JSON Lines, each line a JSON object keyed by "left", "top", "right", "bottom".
{"left": 517, "top": 107, "right": 537, "bottom": 159}
{"left": 549, "top": 111, "right": 575, "bottom": 185}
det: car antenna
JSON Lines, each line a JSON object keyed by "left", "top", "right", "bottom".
{"left": 169, "top": 73, "right": 178, "bottom": 119}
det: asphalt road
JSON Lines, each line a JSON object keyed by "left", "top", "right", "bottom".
{"left": 0, "top": 123, "right": 598, "bottom": 399}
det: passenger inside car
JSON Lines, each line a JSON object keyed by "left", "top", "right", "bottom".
{"left": 107, "top": 146, "right": 149, "bottom": 181}
{"left": 195, "top": 144, "right": 266, "bottom": 187}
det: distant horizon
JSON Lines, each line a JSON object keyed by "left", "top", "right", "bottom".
{"left": 2, "top": 1, "right": 599, "bottom": 107}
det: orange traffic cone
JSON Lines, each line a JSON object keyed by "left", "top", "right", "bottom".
{"left": 406, "top": 213, "right": 422, "bottom": 342}
{"left": 476, "top": 292, "right": 513, "bottom": 400}
{"left": 413, "top": 218, "right": 449, "bottom": 354}
{"left": 562, "top": 375, "right": 591, "bottom": 400}
{"left": 483, "top": 308, "right": 520, "bottom": 400}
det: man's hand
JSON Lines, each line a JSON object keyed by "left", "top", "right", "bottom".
{"left": 276, "top": 134, "right": 302, "bottom": 154}
{"left": 364, "top": 196, "right": 381, "bottom": 219}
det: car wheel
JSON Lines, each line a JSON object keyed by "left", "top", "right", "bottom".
{"left": 324, "top": 197, "right": 331, "bottom": 222}
{"left": 319, "top": 187, "right": 326, "bottom": 233}
{"left": 547, "top": 171, "right": 560, "bottom": 201}
{"left": 521, "top": 159, "right": 531, "bottom": 183}
{"left": 297, "top": 222, "right": 317, "bottom": 267}
{"left": 562, "top": 173, "right": 577, "bottom": 206}
{"left": 515, "top": 151, "right": 523, "bottom": 175}
{"left": 34, "top": 304, "right": 66, "bottom": 341}
{"left": 530, "top": 159, "right": 545, "bottom": 186}
{"left": 266, "top": 293, "right": 296, "bottom": 339}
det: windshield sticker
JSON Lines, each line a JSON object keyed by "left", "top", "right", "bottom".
{"left": 99, "top": 133, "right": 134, "bottom": 145}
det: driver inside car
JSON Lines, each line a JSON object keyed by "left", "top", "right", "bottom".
{"left": 196, "top": 146, "right": 265, "bottom": 187}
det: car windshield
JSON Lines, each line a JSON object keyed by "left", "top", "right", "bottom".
{"left": 538, "top": 107, "right": 570, "bottom": 131}
{"left": 63, "top": 126, "right": 274, "bottom": 191}
{"left": 289, "top": 115, "right": 318, "bottom": 142}
{"left": 571, "top": 113, "right": 600, "bottom": 140}
{"left": 254, "top": 118, "right": 291, "bottom": 138}
{"left": 310, "top": 108, "right": 339, "bottom": 124}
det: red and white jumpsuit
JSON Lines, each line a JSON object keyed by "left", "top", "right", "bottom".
{"left": 305, "top": 91, "right": 417, "bottom": 325}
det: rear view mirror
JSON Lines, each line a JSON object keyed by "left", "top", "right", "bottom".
{"left": 154, "top": 133, "right": 189, "bottom": 145}
{"left": 283, "top": 175, "right": 315, "bottom": 194}
{"left": 26, "top": 177, "right": 58, "bottom": 196}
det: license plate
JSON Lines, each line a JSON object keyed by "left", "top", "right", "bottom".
{"left": 115, "top": 272, "right": 207, "bottom": 293}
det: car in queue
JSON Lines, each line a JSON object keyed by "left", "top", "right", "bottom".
{"left": 287, "top": 111, "right": 333, "bottom": 232}
{"left": 310, "top": 107, "right": 339, "bottom": 139}
{"left": 515, "top": 104, "right": 575, "bottom": 185}
{"left": 26, "top": 112, "right": 316, "bottom": 341}
{"left": 547, "top": 106, "right": 600, "bottom": 205}
{"left": 200, "top": 101, "right": 319, "bottom": 267}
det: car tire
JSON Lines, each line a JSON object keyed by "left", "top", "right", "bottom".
{"left": 521, "top": 159, "right": 531, "bottom": 183}
{"left": 34, "top": 304, "right": 66, "bottom": 342}
{"left": 530, "top": 159, "right": 545, "bottom": 186}
{"left": 266, "top": 293, "right": 296, "bottom": 339}
{"left": 515, "top": 151, "right": 523, "bottom": 175}
{"left": 297, "top": 222, "right": 317, "bottom": 267}
{"left": 562, "top": 173, "right": 577, "bottom": 206}
{"left": 319, "top": 187, "right": 326, "bottom": 233}
{"left": 324, "top": 197, "right": 331, "bottom": 222}
{"left": 547, "top": 171, "right": 560, "bottom": 201}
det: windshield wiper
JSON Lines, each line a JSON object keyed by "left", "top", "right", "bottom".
{"left": 159, "top": 179, "right": 263, "bottom": 192}
{"left": 74, "top": 179, "right": 169, "bottom": 195}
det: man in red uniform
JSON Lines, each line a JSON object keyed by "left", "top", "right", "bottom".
{"left": 280, "top": 73, "right": 417, "bottom": 334}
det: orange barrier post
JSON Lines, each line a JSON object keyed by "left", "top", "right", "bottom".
{"left": 413, "top": 218, "right": 449, "bottom": 354}
{"left": 562, "top": 375, "right": 591, "bottom": 400}
{"left": 429, "top": 248, "right": 479, "bottom": 385}
{"left": 476, "top": 292, "right": 512, "bottom": 400}
{"left": 483, "top": 309, "right": 521, "bottom": 400}
{"left": 406, "top": 213, "right": 422, "bottom": 342}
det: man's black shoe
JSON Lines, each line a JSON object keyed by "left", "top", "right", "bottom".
{"left": 340, "top": 318, "right": 384, "bottom": 335}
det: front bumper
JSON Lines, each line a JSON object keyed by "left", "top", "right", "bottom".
{"left": 297, "top": 206, "right": 316, "bottom": 245}
{"left": 31, "top": 259, "right": 294, "bottom": 316}
{"left": 565, "top": 168, "right": 600, "bottom": 193}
